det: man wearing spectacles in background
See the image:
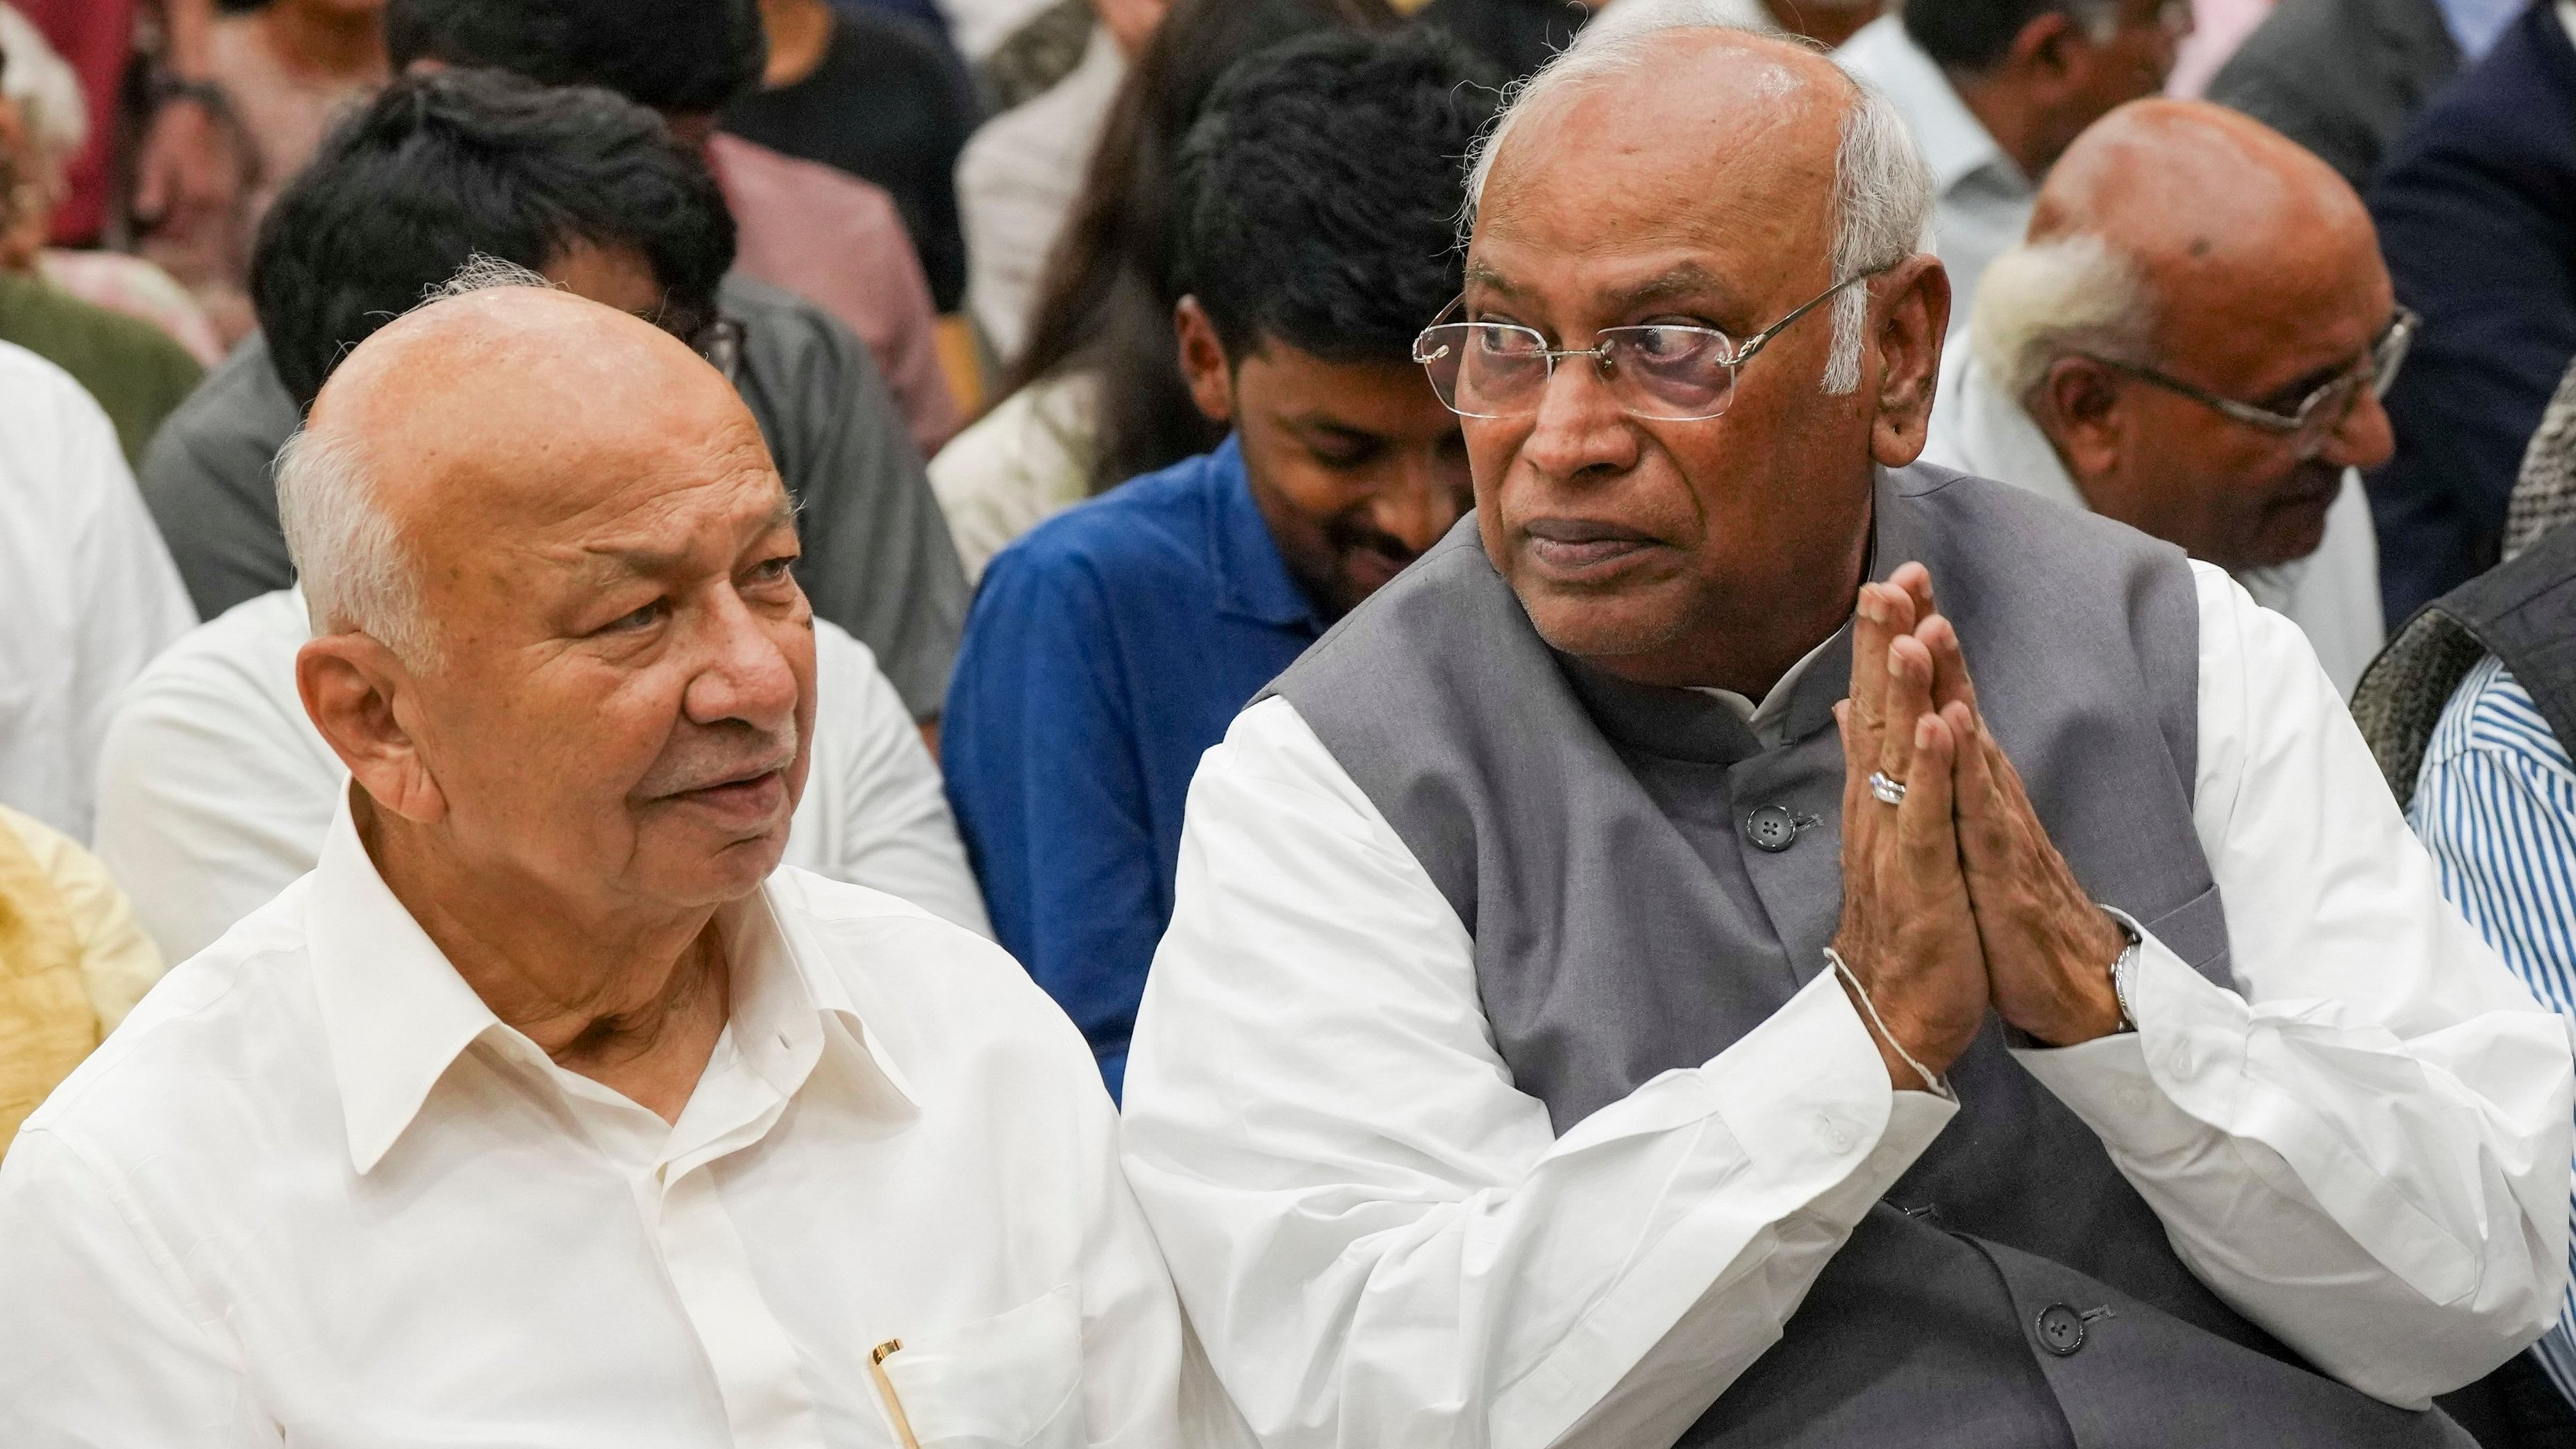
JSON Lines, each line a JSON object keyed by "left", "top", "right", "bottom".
{"left": 1120, "top": 5, "right": 2571, "bottom": 1444}
{"left": 1924, "top": 99, "right": 2402, "bottom": 696}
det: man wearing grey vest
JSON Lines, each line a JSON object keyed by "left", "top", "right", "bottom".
{"left": 1119, "top": 6, "right": 2576, "bottom": 1446}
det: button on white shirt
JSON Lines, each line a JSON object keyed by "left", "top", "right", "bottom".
{"left": 1837, "top": 15, "right": 2036, "bottom": 337}
{"left": 91, "top": 588, "right": 993, "bottom": 964}
{"left": 0, "top": 340, "right": 193, "bottom": 840}
{"left": 1121, "top": 562, "right": 2573, "bottom": 1448}
{"left": 0, "top": 803, "right": 1194, "bottom": 1447}
{"left": 1925, "top": 339, "right": 2387, "bottom": 694}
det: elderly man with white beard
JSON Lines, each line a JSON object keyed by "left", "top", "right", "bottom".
{"left": 0, "top": 269, "right": 1196, "bottom": 1448}
{"left": 1118, "top": 4, "right": 2575, "bottom": 1446}
{"left": 1924, "top": 98, "right": 2401, "bottom": 696}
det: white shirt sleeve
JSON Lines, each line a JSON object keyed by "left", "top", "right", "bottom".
{"left": 2010, "top": 562, "right": 2575, "bottom": 1407}
{"left": 804, "top": 622, "right": 994, "bottom": 939}
{"left": 1121, "top": 697, "right": 1955, "bottom": 1449}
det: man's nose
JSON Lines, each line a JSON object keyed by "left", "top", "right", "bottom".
{"left": 1515, "top": 354, "right": 1639, "bottom": 485}
{"left": 2316, "top": 386, "right": 2396, "bottom": 472}
{"left": 682, "top": 592, "right": 801, "bottom": 730}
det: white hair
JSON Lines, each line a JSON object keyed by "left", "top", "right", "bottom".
{"left": 1460, "top": 0, "right": 1935, "bottom": 396}
{"left": 0, "top": 4, "right": 87, "bottom": 166}
{"left": 1968, "top": 234, "right": 2155, "bottom": 406}
{"left": 276, "top": 255, "right": 562, "bottom": 661}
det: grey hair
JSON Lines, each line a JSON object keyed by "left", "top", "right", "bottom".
{"left": 0, "top": 6, "right": 88, "bottom": 166}
{"left": 276, "top": 254, "right": 562, "bottom": 660}
{"left": 1968, "top": 234, "right": 2155, "bottom": 407}
{"left": 1460, "top": 0, "right": 1934, "bottom": 396}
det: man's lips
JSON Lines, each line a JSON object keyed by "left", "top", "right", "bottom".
{"left": 1520, "top": 517, "right": 1662, "bottom": 575}
{"left": 660, "top": 760, "right": 792, "bottom": 823}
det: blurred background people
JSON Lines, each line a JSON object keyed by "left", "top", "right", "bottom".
{"left": 0, "top": 803, "right": 160, "bottom": 1162}
{"left": 136, "top": 69, "right": 969, "bottom": 725}
{"left": 142, "top": 0, "right": 388, "bottom": 342}
{"left": 2364, "top": 1, "right": 2576, "bottom": 625}
{"left": 954, "top": 0, "right": 1164, "bottom": 365}
{"left": 2205, "top": 0, "right": 2486, "bottom": 192}
{"left": 1414, "top": 0, "right": 1594, "bottom": 78}
{"left": 0, "top": 9, "right": 206, "bottom": 467}
{"left": 0, "top": 338, "right": 192, "bottom": 842}
{"left": 932, "top": 0, "right": 1396, "bottom": 580}
{"left": 385, "top": 0, "right": 961, "bottom": 454}
{"left": 18, "top": 0, "right": 235, "bottom": 254}
{"left": 941, "top": 27, "right": 1491, "bottom": 1097}
{"left": 1837, "top": 0, "right": 2189, "bottom": 333}
{"left": 1928, "top": 99, "right": 2397, "bottom": 694}
{"left": 724, "top": 0, "right": 982, "bottom": 315}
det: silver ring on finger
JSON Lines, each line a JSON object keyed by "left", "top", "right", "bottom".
{"left": 1868, "top": 770, "right": 1907, "bottom": 806}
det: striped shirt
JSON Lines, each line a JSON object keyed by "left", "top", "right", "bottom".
{"left": 2410, "top": 653, "right": 2576, "bottom": 1402}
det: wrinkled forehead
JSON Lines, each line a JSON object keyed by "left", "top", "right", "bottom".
{"left": 1469, "top": 48, "right": 1848, "bottom": 314}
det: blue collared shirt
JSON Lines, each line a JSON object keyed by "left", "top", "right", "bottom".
{"left": 2410, "top": 652, "right": 2576, "bottom": 1405}
{"left": 942, "top": 437, "right": 1324, "bottom": 1097}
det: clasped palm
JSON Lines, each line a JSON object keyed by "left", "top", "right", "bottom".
{"left": 1830, "top": 564, "right": 2126, "bottom": 1088}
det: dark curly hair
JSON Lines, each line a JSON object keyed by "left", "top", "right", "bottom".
{"left": 385, "top": 0, "right": 766, "bottom": 115}
{"left": 1171, "top": 27, "right": 1498, "bottom": 365}
{"left": 252, "top": 68, "right": 735, "bottom": 408}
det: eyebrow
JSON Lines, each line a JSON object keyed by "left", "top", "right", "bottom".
{"left": 576, "top": 496, "right": 800, "bottom": 581}
{"left": 1463, "top": 261, "right": 1743, "bottom": 316}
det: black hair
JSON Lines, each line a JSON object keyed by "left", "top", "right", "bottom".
{"left": 1001, "top": 0, "right": 1401, "bottom": 495}
{"left": 252, "top": 68, "right": 736, "bottom": 408}
{"left": 1171, "top": 28, "right": 1497, "bottom": 366}
{"left": 1904, "top": 0, "right": 2107, "bottom": 73}
{"left": 384, "top": 0, "right": 766, "bottom": 115}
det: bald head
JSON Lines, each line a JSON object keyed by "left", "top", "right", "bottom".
{"left": 2031, "top": 99, "right": 2375, "bottom": 329}
{"left": 284, "top": 276, "right": 769, "bottom": 653}
{"left": 1977, "top": 98, "right": 2398, "bottom": 576}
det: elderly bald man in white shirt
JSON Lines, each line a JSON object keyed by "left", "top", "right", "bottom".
{"left": 92, "top": 587, "right": 992, "bottom": 965}
{"left": 1926, "top": 99, "right": 2397, "bottom": 695}
{"left": 0, "top": 267, "right": 1198, "bottom": 1448}
{"left": 1121, "top": 9, "right": 2572, "bottom": 1448}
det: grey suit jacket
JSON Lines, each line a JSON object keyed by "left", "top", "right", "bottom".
{"left": 2208, "top": 0, "right": 2461, "bottom": 189}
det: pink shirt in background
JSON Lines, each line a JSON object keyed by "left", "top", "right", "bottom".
{"left": 2168, "top": 0, "right": 2275, "bottom": 97}
{"left": 707, "top": 132, "right": 960, "bottom": 458}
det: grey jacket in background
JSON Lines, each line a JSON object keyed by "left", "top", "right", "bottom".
{"left": 2207, "top": 0, "right": 2459, "bottom": 190}
{"left": 135, "top": 274, "right": 969, "bottom": 721}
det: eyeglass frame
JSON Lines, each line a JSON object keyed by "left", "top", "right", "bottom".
{"left": 1412, "top": 267, "right": 1886, "bottom": 423}
{"left": 2077, "top": 305, "right": 2418, "bottom": 459}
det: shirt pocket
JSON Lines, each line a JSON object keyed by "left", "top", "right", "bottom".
{"left": 873, "top": 1283, "right": 1084, "bottom": 1449}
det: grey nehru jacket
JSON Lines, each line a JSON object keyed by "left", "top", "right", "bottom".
{"left": 135, "top": 274, "right": 969, "bottom": 721}
{"left": 1266, "top": 462, "right": 2471, "bottom": 1447}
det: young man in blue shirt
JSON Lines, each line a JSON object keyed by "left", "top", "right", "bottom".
{"left": 942, "top": 29, "right": 1496, "bottom": 1096}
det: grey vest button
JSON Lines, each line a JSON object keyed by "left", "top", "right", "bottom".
{"left": 2034, "top": 1303, "right": 2087, "bottom": 1357}
{"left": 1743, "top": 805, "right": 1802, "bottom": 853}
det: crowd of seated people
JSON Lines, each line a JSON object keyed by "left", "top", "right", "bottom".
{"left": 9, "top": 0, "right": 2576, "bottom": 1444}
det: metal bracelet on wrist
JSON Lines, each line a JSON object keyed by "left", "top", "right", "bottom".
{"left": 2107, "top": 917, "right": 2143, "bottom": 1034}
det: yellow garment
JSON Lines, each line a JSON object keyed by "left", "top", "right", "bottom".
{"left": 0, "top": 806, "right": 163, "bottom": 1153}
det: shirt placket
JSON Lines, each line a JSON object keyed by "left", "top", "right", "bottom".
{"left": 629, "top": 1052, "right": 828, "bottom": 1449}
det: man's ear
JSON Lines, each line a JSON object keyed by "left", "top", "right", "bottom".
{"left": 1173, "top": 296, "right": 1237, "bottom": 426}
{"left": 2009, "top": 11, "right": 2083, "bottom": 80}
{"left": 1868, "top": 253, "right": 1951, "bottom": 467}
{"left": 2032, "top": 354, "right": 2128, "bottom": 483}
{"left": 296, "top": 634, "right": 447, "bottom": 826}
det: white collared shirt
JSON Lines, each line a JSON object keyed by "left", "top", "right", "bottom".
{"left": 0, "top": 340, "right": 193, "bottom": 841}
{"left": 0, "top": 803, "right": 1199, "bottom": 1447}
{"left": 1925, "top": 339, "right": 2387, "bottom": 694}
{"left": 91, "top": 587, "right": 993, "bottom": 965}
{"left": 1837, "top": 15, "right": 2036, "bottom": 336}
{"left": 1121, "top": 562, "right": 2573, "bottom": 1448}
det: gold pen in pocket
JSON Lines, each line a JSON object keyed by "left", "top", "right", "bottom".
{"left": 869, "top": 1339, "right": 923, "bottom": 1449}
